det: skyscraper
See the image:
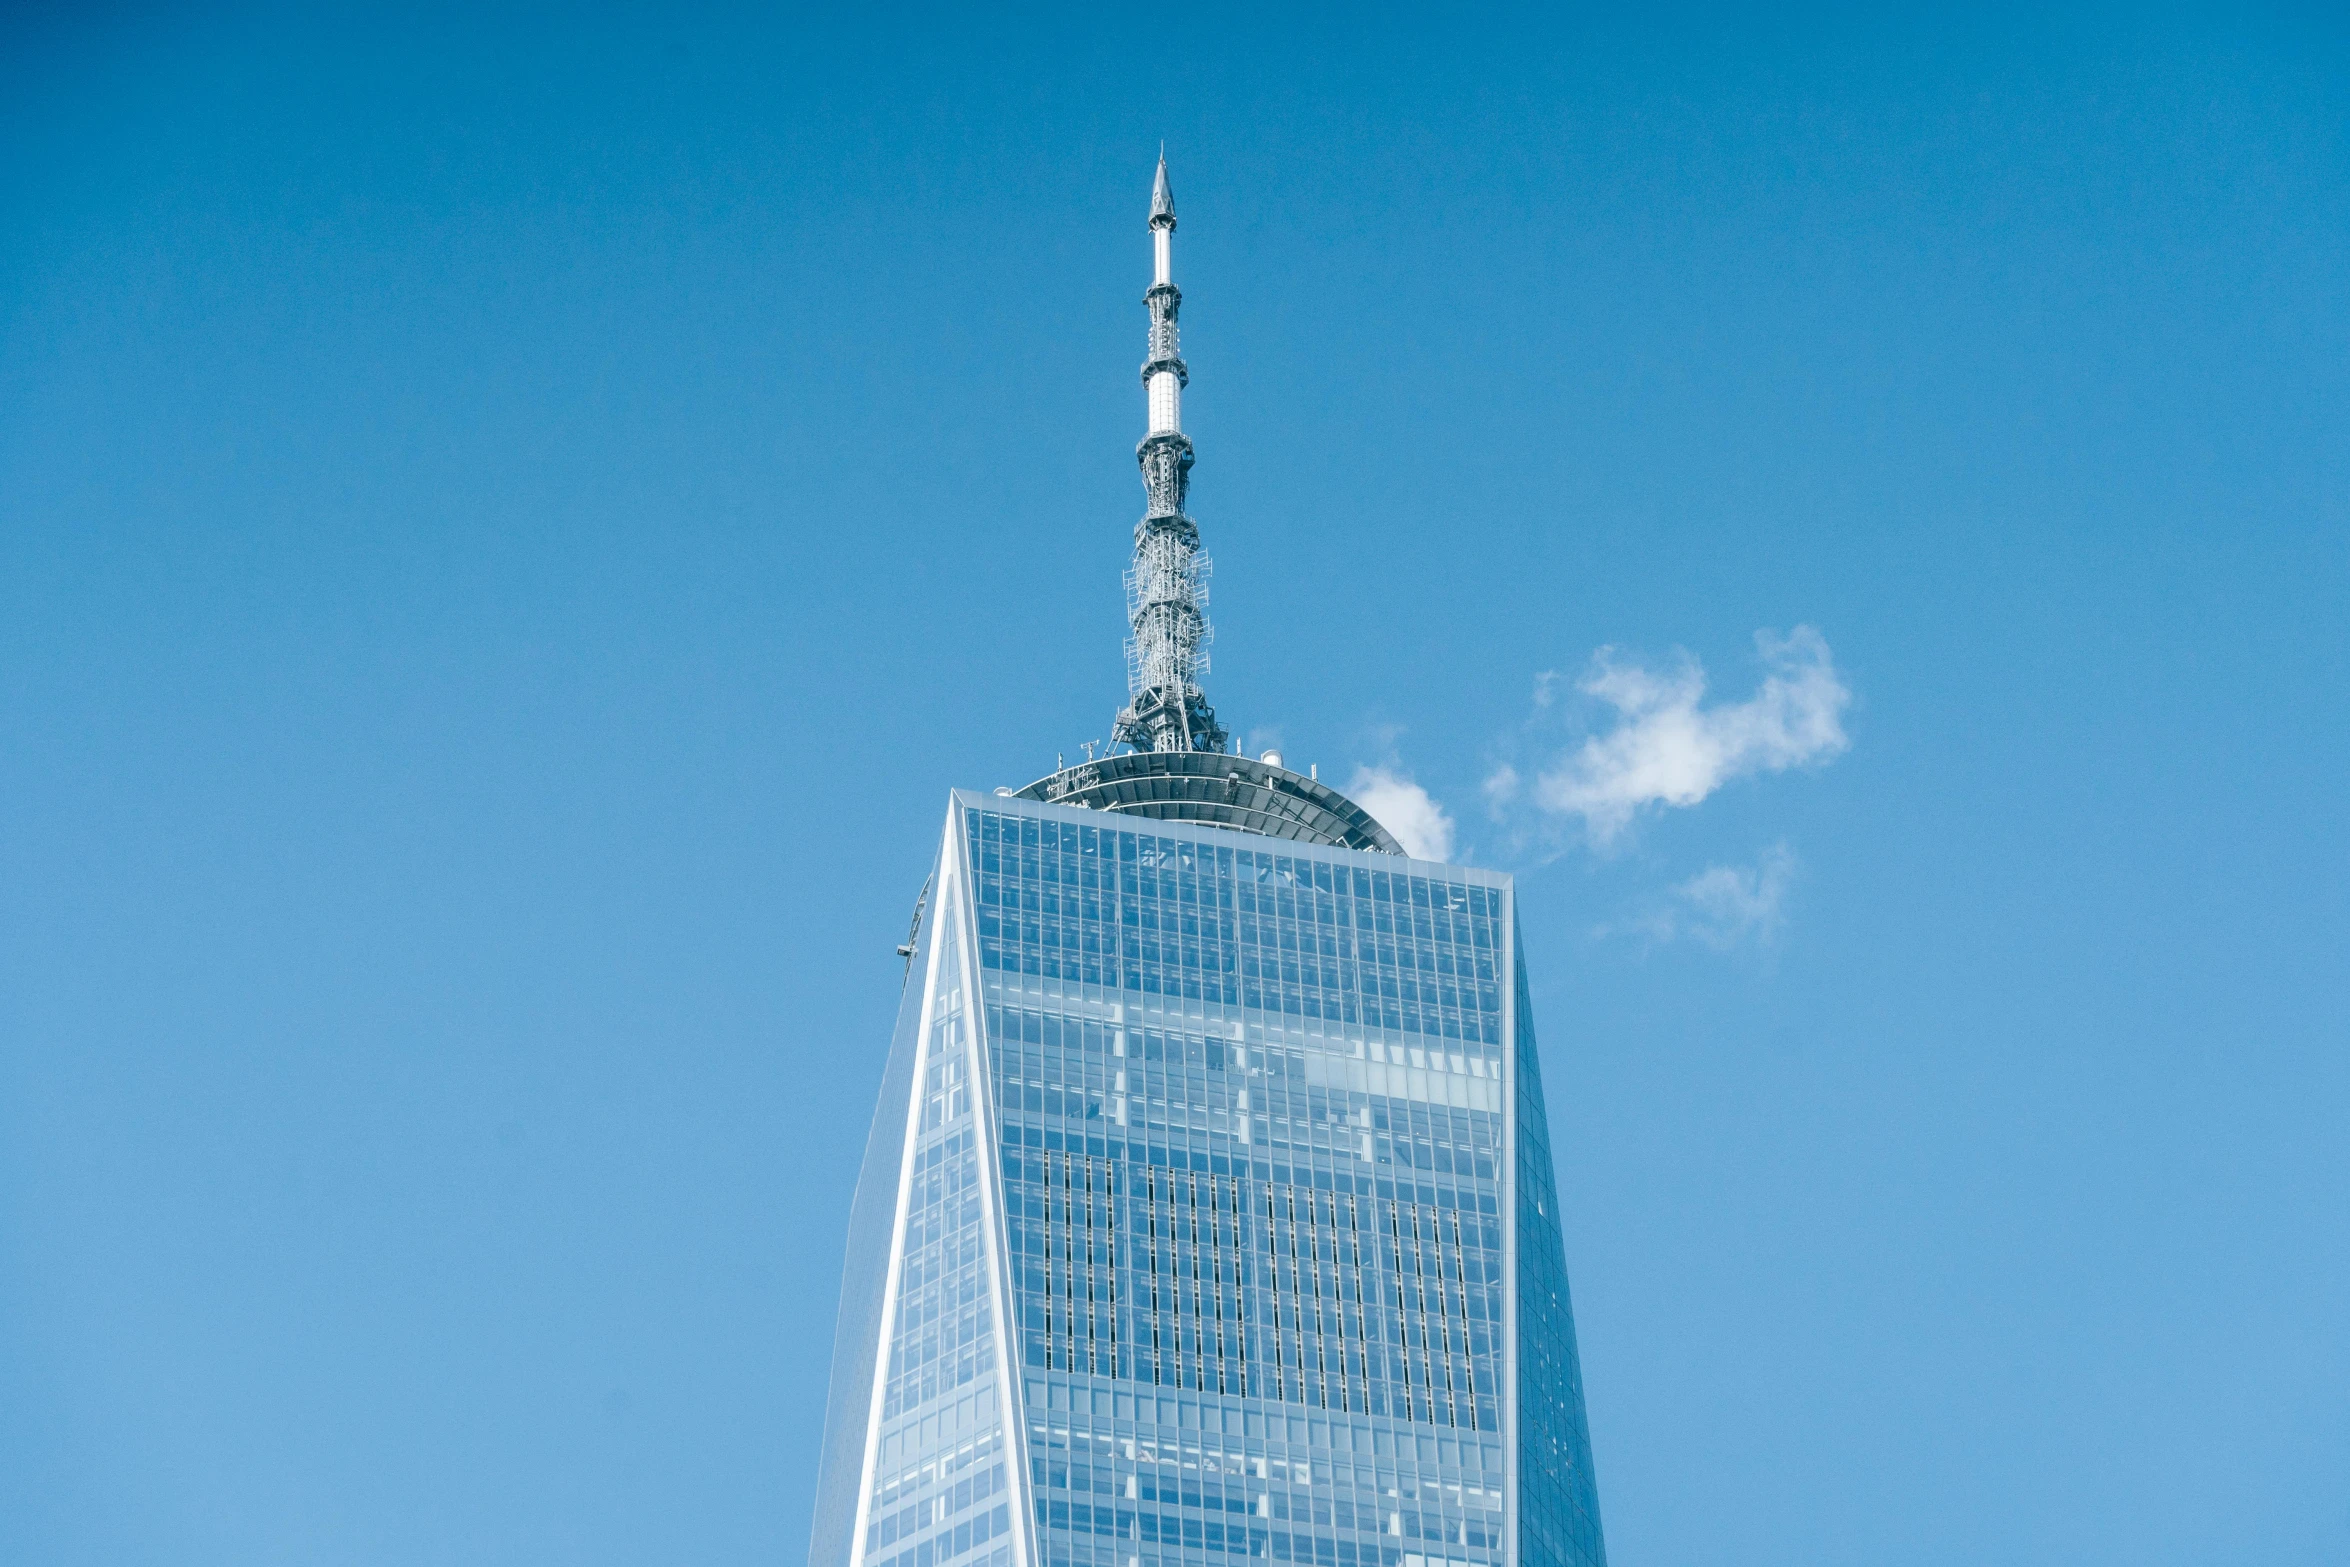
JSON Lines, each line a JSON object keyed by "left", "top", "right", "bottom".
{"left": 810, "top": 159, "right": 1607, "bottom": 1567}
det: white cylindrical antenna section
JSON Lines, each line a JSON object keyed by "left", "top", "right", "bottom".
{"left": 1148, "top": 370, "right": 1181, "bottom": 433}
{"left": 1154, "top": 227, "right": 1172, "bottom": 285}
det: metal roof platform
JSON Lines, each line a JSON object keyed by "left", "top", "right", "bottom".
{"left": 1014, "top": 751, "right": 1402, "bottom": 855}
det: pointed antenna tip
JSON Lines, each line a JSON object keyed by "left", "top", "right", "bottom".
{"left": 1150, "top": 149, "right": 1176, "bottom": 225}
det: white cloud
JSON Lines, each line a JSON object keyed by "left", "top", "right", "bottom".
{"left": 1672, "top": 844, "right": 1797, "bottom": 948}
{"left": 1602, "top": 845, "right": 1798, "bottom": 950}
{"left": 1347, "top": 766, "right": 1457, "bottom": 862}
{"left": 1522, "top": 626, "right": 1850, "bottom": 846}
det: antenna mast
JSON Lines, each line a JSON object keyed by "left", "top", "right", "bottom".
{"left": 1112, "top": 153, "right": 1229, "bottom": 755}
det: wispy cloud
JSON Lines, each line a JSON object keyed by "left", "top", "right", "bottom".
{"left": 1346, "top": 766, "right": 1456, "bottom": 862}
{"left": 1604, "top": 844, "right": 1799, "bottom": 950}
{"left": 1491, "top": 626, "right": 1851, "bottom": 848}
{"left": 1673, "top": 844, "right": 1798, "bottom": 948}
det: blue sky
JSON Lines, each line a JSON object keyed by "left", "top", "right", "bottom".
{"left": 4, "top": 5, "right": 2345, "bottom": 1564}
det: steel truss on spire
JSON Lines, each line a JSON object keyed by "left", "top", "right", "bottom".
{"left": 1113, "top": 154, "right": 1229, "bottom": 755}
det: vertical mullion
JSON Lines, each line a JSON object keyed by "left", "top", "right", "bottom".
{"left": 1148, "top": 1168, "right": 1164, "bottom": 1384}
{"left": 1308, "top": 1191, "right": 1332, "bottom": 1408}
{"left": 1448, "top": 1208, "right": 1479, "bottom": 1431}
{"left": 1430, "top": 1204, "right": 1463, "bottom": 1427}
{"left": 1265, "top": 1185, "right": 1287, "bottom": 1402}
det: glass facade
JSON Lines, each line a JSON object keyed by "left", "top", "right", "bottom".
{"left": 811, "top": 792, "right": 1606, "bottom": 1567}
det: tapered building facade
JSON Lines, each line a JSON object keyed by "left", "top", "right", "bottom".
{"left": 811, "top": 161, "right": 1606, "bottom": 1567}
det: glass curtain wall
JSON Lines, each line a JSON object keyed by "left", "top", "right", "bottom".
{"left": 1507, "top": 943, "right": 1608, "bottom": 1567}
{"left": 814, "top": 792, "right": 1605, "bottom": 1567}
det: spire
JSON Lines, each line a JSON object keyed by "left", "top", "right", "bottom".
{"left": 1113, "top": 155, "right": 1227, "bottom": 756}
{"left": 1150, "top": 151, "right": 1176, "bottom": 230}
